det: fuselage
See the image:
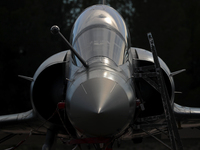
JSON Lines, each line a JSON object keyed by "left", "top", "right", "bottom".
{"left": 65, "top": 5, "right": 136, "bottom": 137}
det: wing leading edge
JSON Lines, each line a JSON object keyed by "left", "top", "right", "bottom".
{"left": 0, "top": 109, "right": 45, "bottom": 134}
{"left": 174, "top": 103, "right": 200, "bottom": 128}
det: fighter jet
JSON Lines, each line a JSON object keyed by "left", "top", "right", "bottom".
{"left": 1, "top": 1, "right": 200, "bottom": 150}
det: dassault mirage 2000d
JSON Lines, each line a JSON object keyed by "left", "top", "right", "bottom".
{"left": 1, "top": 1, "right": 200, "bottom": 150}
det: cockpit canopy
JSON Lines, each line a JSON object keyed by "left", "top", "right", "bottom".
{"left": 70, "top": 5, "right": 130, "bottom": 66}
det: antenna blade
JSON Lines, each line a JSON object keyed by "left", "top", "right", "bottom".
{"left": 18, "top": 75, "right": 34, "bottom": 82}
{"left": 170, "top": 69, "right": 186, "bottom": 76}
{"left": 174, "top": 91, "right": 182, "bottom": 94}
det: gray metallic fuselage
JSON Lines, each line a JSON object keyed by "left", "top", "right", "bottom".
{"left": 66, "top": 57, "right": 136, "bottom": 137}
{"left": 65, "top": 5, "right": 135, "bottom": 137}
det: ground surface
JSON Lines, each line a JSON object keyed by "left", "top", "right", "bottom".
{"left": 0, "top": 129, "right": 200, "bottom": 150}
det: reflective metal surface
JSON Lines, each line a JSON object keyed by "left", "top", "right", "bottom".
{"left": 174, "top": 103, "right": 200, "bottom": 128}
{"left": 32, "top": 50, "right": 69, "bottom": 80}
{"left": 87, "top": 56, "right": 118, "bottom": 66}
{"left": 174, "top": 103, "right": 200, "bottom": 119}
{"left": 66, "top": 57, "right": 136, "bottom": 137}
{"left": 70, "top": 5, "right": 130, "bottom": 66}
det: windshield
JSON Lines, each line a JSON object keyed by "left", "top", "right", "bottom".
{"left": 70, "top": 5, "right": 130, "bottom": 66}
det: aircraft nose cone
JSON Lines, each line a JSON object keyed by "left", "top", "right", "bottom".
{"left": 68, "top": 78, "right": 131, "bottom": 137}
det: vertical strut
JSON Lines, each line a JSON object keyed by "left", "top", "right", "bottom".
{"left": 147, "top": 33, "right": 183, "bottom": 150}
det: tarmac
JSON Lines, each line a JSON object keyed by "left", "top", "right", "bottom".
{"left": 0, "top": 128, "right": 200, "bottom": 150}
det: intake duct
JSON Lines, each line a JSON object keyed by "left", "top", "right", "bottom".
{"left": 32, "top": 62, "right": 66, "bottom": 124}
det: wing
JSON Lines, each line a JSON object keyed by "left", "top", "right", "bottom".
{"left": 174, "top": 103, "right": 200, "bottom": 128}
{"left": 0, "top": 109, "right": 44, "bottom": 134}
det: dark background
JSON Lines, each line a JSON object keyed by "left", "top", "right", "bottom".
{"left": 1, "top": 0, "right": 200, "bottom": 115}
